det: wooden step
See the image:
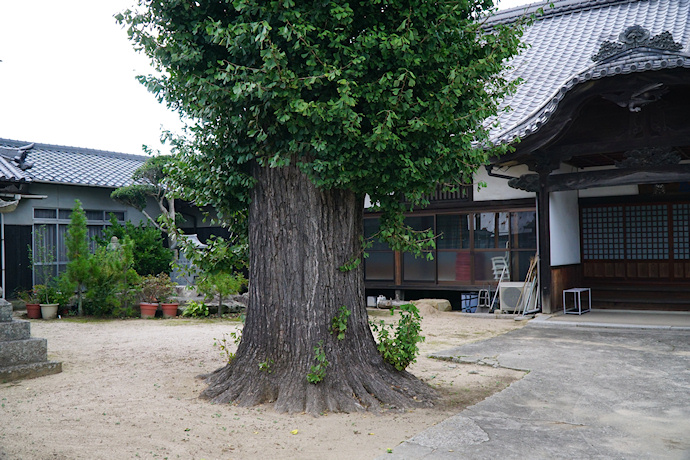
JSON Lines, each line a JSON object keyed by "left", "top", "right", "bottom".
{"left": 586, "top": 284, "right": 690, "bottom": 311}
{"left": 591, "top": 294, "right": 689, "bottom": 311}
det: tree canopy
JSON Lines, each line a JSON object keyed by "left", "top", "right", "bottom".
{"left": 118, "top": 0, "right": 523, "bottom": 249}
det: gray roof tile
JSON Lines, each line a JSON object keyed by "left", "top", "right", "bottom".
{"left": 486, "top": 0, "right": 690, "bottom": 144}
{"left": 0, "top": 151, "right": 32, "bottom": 183}
{"left": 0, "top": 138, "right": 148, "bottom": 188}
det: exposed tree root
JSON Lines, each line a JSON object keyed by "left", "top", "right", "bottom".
{"left": 199, "top": 351, "right": 437, "bottom": 415}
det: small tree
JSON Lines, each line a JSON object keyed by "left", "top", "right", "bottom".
{"left": 111, "top": 156, "right": 177, "bottom": 243}
{"left": 65, "top": 200, "right": 90, "bottom": 316}
{"left": 197, "top": 272, "right": 247, "bottom": 316}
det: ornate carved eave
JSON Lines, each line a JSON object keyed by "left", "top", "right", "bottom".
{"left": 508, "top": 164, "right": 690, "bottom": 193}
{"left": 508, "top": 174, "right": 539, "bottom": 193}
{"left": 614, "top": 147, "right": 682, "bottom": 168}
{"left": 592, "top": 25, "right": 683, "bottom": 62}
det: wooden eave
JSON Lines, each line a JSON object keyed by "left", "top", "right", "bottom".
{"left": 492, "top": 68, "right": 690, "bottom": 192}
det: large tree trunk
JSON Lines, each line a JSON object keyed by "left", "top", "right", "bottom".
{"left": 200, "top": 161, "right": 436, "bottom": 414}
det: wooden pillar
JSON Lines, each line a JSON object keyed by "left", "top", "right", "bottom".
{"left": 537, "top": 171, "right": 553, "bottom": 313}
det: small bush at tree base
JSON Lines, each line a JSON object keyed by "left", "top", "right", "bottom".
{"left": 213, "top": 330, "right": 242, "bottom": 363}
{"left": 369, "top": 303, "right": 425, "bottom": 371}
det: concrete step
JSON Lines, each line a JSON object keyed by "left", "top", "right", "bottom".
{"left": 0, "top": 320, "right": 31, "bottom": 342}
{"left": 0, "top": 361, "right": 62, "bottom": 383}
{"left": 0, "top": 338, "right": 48, "bottom": 367}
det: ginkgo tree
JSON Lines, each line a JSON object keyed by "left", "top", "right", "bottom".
{"left": 119, "top": 0, "right": 523, "bottom": 414}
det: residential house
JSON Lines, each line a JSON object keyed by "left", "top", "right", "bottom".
{"left": 0, "top": 138, "right": 220, "bottom": 297}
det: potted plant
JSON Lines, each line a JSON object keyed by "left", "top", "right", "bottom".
{"left": 160, "top": 301, "right": 179, "bottom": 318}
{"left": 18, "top": 288, "right": 41, "bottom": 319}
{"left": 159, "top": 285, "right": 180, "bottom": 318}
{"left": 35, "top": 284, "right": 61, "bottom": 320}
{"left": 139, "top": 273, "right": 177, "bottom": 318}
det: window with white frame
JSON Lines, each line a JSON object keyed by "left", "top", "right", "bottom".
{"left": 32, "top": 208, "right": 126, "bottom": 284}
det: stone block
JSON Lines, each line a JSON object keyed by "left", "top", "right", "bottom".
{"left": 0, "top": 338, "right": 47, "bottom": 367}
{"left": 414, "top": 298, "right": 452, "bottom": 311}
{"left": 0, "top": 361, "right": 62, "bottom": 383}
{"left": 0, "top": 320, "right": 31, "bottom": 342}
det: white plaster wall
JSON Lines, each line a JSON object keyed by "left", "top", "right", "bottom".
{"left": 578, "top": 184, "right": 639, "bottom": 198}
{"left": 549, "top": 189, "right": 581, "bottom": 266}
{"left": 474, "top": 165, "right": 536, "bottom": 201}
{"left": 572, "top": 165, "right": 639, "bottom": 198}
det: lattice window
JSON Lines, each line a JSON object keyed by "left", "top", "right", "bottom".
{"left": 673, "top": 204, "right": 690, "bottom": 260}
{"left": 581, "top": 206, "right": 624, "bottom": 260}
{"left": 625, "top": 205, "right": 668, "bottom": 260}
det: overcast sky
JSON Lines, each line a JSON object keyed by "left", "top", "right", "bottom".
{"left": 0, "top": 0, "right": 532, "bottom": 156}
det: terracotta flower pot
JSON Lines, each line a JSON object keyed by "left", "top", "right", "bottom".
{"left": 26, "top": 303, "right": 41, "bottom": 319}
{"left": 139, "top": 302, "right": 158, "bottom": 319}
{"left": 39, "top": 303, "right": 59, "bottom": 320}
{"left": 160, "top": 303, "right": 179, "bottom": 318}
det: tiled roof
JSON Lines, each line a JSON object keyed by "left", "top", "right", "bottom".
{"left": 486, "top": 0, "right": 690, "bottom": 145}
{"left": 0, "top": 138, "right": 148, "bottom": 188}
{"left": 0, "top": 149, "right": 33, "bottom": 183}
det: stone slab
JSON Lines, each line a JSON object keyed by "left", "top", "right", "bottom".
{"left": 382, "top": 326, "right": 690, "bottom": 460}
{"left": 406, "top": 414, "right": 489, "bottom": 449}
{"left": 0, "top": 320, "right": 31, "bottom": 342}
{"left": 0, "top": 337, "right": 47, "bottom": 367}
{"left": 0, "top": 361, "right": 62, "bottom": 383}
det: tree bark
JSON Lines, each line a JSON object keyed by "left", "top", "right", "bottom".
{"left": 200, "top": 161, "right": 436, "bottom": 414}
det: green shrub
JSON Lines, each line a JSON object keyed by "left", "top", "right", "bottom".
{"left": 213, "top": 330, "right": 242, "bottom": 363}
{"left": 100, "top": 218, "right": 173, "bottom": 276}
{"left": 369, "top": 303, "right": 425, "bottom": 371}
{"left": 182, "top": 300, "right": 209, "bottom": 318}
{"left": 83, "top": 238, "right": 140, "bottom": 317}
{"left": 139, "top": 273, "right": 176, "bottom": 303}
{"left": 196, "top": 272, "right": 247, "bottom": 316}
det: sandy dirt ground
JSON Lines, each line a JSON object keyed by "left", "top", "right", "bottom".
{"left": 1, "top": 306, "right": 524, "bottom": 460}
